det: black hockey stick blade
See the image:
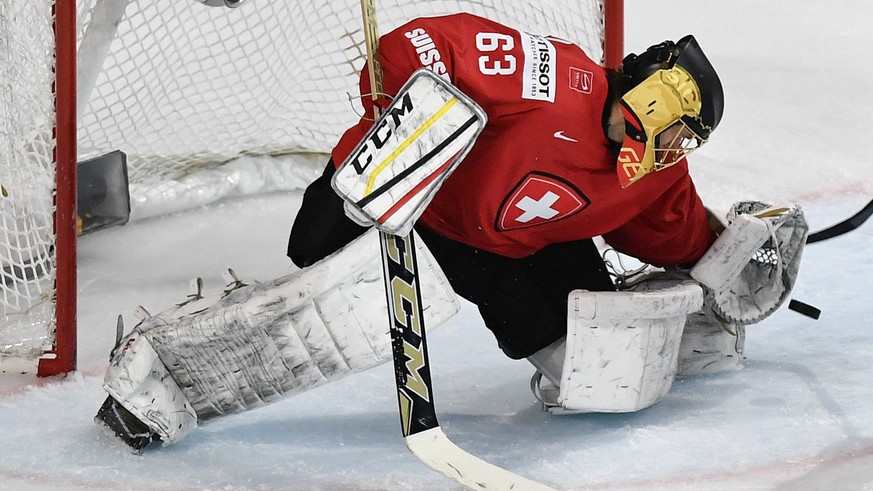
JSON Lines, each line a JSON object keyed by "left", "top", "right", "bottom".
{"left": 807, "top": 197, "right": 873, "bottom": 244}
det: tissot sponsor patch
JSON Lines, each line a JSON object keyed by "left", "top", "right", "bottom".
{"left": 520, "top": 32, "right": 556, "bottom": 103}
{"left": 496, "top": 172, "right": 590, "bottom": 231}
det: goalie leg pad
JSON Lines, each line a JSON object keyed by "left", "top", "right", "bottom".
{"left": 102, "top": 330, "right": 198, "bottom": 445}
{"left": 103, "top": 229, "right": 458, "bottom": 445}
{"left": 531, "top": 279, "right": 703, "bottom": 414}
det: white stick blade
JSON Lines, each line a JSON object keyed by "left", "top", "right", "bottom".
{"left": 406, "top": 427, "right": 555, "bottom": 491}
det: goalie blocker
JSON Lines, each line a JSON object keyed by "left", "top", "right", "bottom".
{"left": 96, "top": 229, "right": 458, "bottom": 451}
{"left": 331, "top": 69, "right": 486, "bottom": 236}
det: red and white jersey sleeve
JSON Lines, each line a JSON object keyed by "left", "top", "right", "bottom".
{"left": 331, "top": 13, "right": 714, "bottom": 265}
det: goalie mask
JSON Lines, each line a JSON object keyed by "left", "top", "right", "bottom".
{"left": 617, "top": 35, "right": 724, "bottom": 188}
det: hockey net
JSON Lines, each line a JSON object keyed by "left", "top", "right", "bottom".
{"left": 0, "top": 0, "right": 621, "bottom": 375}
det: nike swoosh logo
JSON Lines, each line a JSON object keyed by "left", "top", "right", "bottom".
{"left": 553, "top": 131, "right": 578, "bottom": 143}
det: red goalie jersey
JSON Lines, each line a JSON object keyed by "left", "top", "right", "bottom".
{"left": 331, "top": 13, "right": 715, "bottom": 265}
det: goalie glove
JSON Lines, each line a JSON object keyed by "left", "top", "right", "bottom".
{"left": 691, "top": 201, "right": 809, "bottom": 325}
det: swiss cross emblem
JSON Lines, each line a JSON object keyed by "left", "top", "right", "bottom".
{"left": 569, "top": 67, "right": 593, "bottom": 94}
{"left": 496, "top": 172, "right": 590, "bottom": 231}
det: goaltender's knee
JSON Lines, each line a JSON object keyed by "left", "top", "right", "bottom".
{"left": 287, "top": 160, "right": 368, "bottom": 268}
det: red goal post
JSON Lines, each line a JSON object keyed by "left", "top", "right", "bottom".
{"left": 604, "top": 0, "right": 625, "bottom": 69}
{"left": 47, "top": 0, "right": 78, "bottom": 377}
{"left": 1, "top": 0, "right": 623, "bottom": 377}
{"left": 0, "top": 0, "right": 76, "bottom": 377}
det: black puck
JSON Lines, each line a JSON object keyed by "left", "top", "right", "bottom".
{"left": 788, "top": 299, "right": 821, "bottom": 320}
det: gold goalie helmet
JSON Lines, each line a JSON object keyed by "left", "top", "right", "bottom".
{"left": 617, "top": 35, "right": 724, "bottom": 188}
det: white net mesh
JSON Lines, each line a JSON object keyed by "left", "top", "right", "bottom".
{"left": 77, "top": 0, "right": 606, "bottom": 185}
{"left": 1, "top": 1, "right": 57, "bottom": 358}
{"left": 1, "top": 0, "right": 607, "bottom": 361}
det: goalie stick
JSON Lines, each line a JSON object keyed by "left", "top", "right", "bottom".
{"left": 359, "top": 2, "right": 553, "bottom": 489}
{"left": 381, "top": 233, "right": 553, "bottom": 490}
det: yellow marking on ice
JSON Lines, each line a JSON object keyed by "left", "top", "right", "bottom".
{"left": 363, "top": 97, "right": 459, "bottom": 196}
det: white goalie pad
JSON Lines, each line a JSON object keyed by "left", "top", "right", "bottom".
{"left": 677, "top": 308, "right": 745, "bottom": 376}
{"left": 103, "top": 229, "right": 459, "bottom": 445}
{"left": 331, "top": 68, "right": 487, "bottom": 235}
{"left": 535, "top": 279, "right": 703, "bottom": 414}
{"left": 691, "top": 201, "right": 808, "bottom": 325}
{"left": 102, "top": 329, "right": 198, "bottom": 444}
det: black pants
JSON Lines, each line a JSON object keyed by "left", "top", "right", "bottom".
{"left": 288, "top": 162, "right": 615, "bottom": 359}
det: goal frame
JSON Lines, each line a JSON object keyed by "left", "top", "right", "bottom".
{"left": 42, "top": 0, "right": 77, "bottom": 377}
{"left": 603, "top": 0, "right": 624, "bottom": 69}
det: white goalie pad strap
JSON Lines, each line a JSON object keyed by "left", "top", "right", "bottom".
{"left": 332, "top": 69, "right": 487, "bottom": 235}
{"left": 691, "top": 201, "right": 808, "bottom": 325}
{"left": 104, "top": 229, "right": 458, "bottom": 443}
{"left": 677, "top": 308, "right": 745, "bottom": 376}
{"left": 551, "top": 279, "right": 703, "bottom": 414}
